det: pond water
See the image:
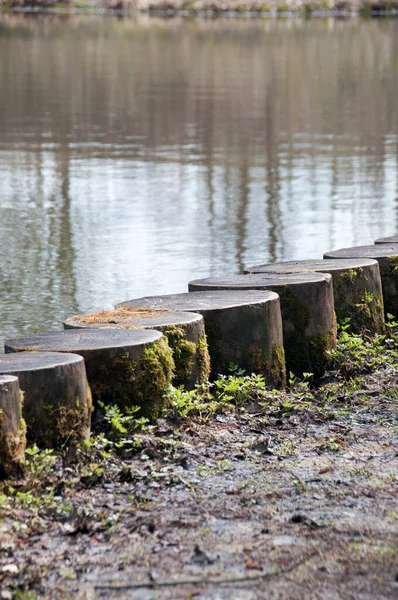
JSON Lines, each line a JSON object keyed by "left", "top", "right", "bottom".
{"left": 0, "top": 14, "right": 397, "bottom": 345}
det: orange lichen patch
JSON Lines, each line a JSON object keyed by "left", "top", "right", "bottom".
{"left": 76, "top": 307, "right": 166, "bottom": 324}
{"left": 11, "top": 347, "right": 42, "bottom": 353}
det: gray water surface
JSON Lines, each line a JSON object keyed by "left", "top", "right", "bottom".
{"left": 0, "top": 14, "right": 397, "bottom": 345}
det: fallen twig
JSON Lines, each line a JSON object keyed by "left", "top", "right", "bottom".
{"left": 94, "top": 550, "right": 318, "bottom": 590}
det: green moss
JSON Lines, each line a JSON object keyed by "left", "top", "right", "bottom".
{"left": 131, "top": 337, "right": 174, "bottom": 420}
{"left": 86, "top": 337, "right": 174, "bottom": 422}
{"left": 309, "top": 313, "right": 337, "bottom": 378}
{"left": 334, "top": 271, "right": 385, "bottom": 335}
{"left": 247, "top": 343, "right": 286, "bottom": 389}
{"left": 163, "top": 327, "right": 210, "bottom": 389}
{"left": 270, "top": 344, "right": 287, "bottom": 389}
{"left": 277, "top": 286, "right": 335, "bottom": 378}
{"left": 196, "top": 333, "right": 211, "bottom": 385}
{"left": 0, "top": 411, "right": 26, "bottom": 479}
{"left": 387, "top": 256, "right": 398, "bottom": 276}
{"left": 337, "top": 268, "right": 363, "bottom": 284}
{"left": 38, "top": 394, "right": 91, "bottom": 450}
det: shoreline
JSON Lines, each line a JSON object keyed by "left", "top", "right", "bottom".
{"left": 1, "top": 1, "right": 398, "bottom": 16}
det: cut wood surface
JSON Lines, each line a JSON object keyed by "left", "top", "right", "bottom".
{"left": 0, "top": 375, "right": 25, "bottom": 478}
{"left": 5, "top": 329, "right": 173, "bottom": 421}
{"left": 324, "top": 244, "right": 398, "bottom": 318}
{"left": 116, "top": 290, "right": 286, "bottom": 387}
{"left": 187, "top": 273, "right": 336, "bottom": 378}
{"left": 374, "top": 236, "right": 398, "bottom": 244}
{"left": 244, "top": 258, "right": 384, "bottom": 335}
{"left": 63, "top": 310, "right": 210, "bottom": 389}
{"left": 0, "top": 352, "right": 91, "bottom": 449}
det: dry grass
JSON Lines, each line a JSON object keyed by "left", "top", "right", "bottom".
{"left": 76, "top": 307, "right": 166, "bottom": 325}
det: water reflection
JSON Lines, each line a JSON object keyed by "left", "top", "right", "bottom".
{"left": 0, "top": 15, "right": 397, "bottom": 344}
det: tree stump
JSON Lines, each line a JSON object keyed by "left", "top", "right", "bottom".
{"left": 0, "top": 375, "right": 26, "bottom": 479}
{"left": 63, "top": 309, "right": 210, "bottom": 390}
{"left": 374, "top": 236, "right": 398, "bottom": 244}
{"left": 116, "top": 290, "right": 286, "bottom": 388}
{"left": 5, "top": 329, "right": 174, "bottom": 421}
{"left": 187, "top": 273, "right": 336, "bottom": 378}
{"left": 324, "top": 244, "right": 398, "bottom": 318}
{"left": 245, "top": 258, "right": 384, "bottom": 335}
{"left": 0, "top": 353, "right": 91, "bottom": 450}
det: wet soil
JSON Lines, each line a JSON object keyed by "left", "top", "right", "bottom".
{"left": 1, "top": 364, "right": 398, "bottom": 599}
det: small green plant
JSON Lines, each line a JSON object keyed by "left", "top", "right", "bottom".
{"left": 228, "top": 362, "right": 246, "bottom": 377}
{"left": 98, "top": 402, "right": 152, "bottom": 442}
{"left": 313, "top": 436, "right": 343, "bottom": 453}
{"left": 24, "top": 445, "right": 57, "bottom": 479}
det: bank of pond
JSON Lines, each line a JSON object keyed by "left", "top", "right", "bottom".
{"left": 2, "top": 0, "right": 398, "bottom": 16}
{"left": 1, "top": 236, "right": 398, "bottom": 477}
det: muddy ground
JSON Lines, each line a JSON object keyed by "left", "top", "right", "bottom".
{"left": 1, "top": 343, "right": 398, "bottom": 599}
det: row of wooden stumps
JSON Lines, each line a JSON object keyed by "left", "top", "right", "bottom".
{"left": 2, "top": 235, "right": 398, "bottom": 477}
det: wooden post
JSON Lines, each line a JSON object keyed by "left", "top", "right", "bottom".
{"left": 0, "top": 353, "right": 91, "bottom": 450}
{"left": 116, "top": 290, "right": 286, "bottom": 387}
{"left": 63, "top": 309, "right": 210, "bottom": 390}
{"left": 245, "top": 258, "right": 384, "bottom": 335}
{"left": 187, "top": 273, "right": 336, "bottom": 378}
{"left": 324, "top": 244, "right": 398, "bottom": 318}
{"left": 5, "top": 329, "right": 174, "bottom": 422}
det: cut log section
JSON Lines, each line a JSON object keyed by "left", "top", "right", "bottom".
{"left": 116, "top": 290, "right": 286, "bottom": 388}
{"left": 375, "top": 236, "right": 398, "bottom": 244}
{"left": 0, "top": 375, "right": 26, "bottom": 478}
{"left": 0, "top": 353, "right": 91, "bottom": 450}
{"left": 324, "top": 244, "right": 398, "bottom": 318}
{"left": 63, "top": 309, "right": 210, "bottom": 390}
{"left": 5, "top": 329, "right": 174, "bottom": 421}
{"left": 187, "top": 273, "right": 336, "bottom": 378}
{"left": 244, "top": 258, "right": 384, "bottom": 335}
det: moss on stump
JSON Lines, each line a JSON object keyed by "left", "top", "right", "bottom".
{"left": 116, "top": 290, "right": 286, "bottom": 388}
{"left": 0, "top": 353, "right": 91, "bottom": 450}
{"left": 63, "top": 309, "right": 210, "bottom": 390}
{"left": 5, "top": 329, "right": 174, "bottom": 422}
{"left": 0, "top": 376, "right": 26, "bottom": 479}
{"left": 324, "top": 244, "right": 398, "bottom": 319}
{"left": 245, "top": 258, "right": 385, "bottom": 335}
